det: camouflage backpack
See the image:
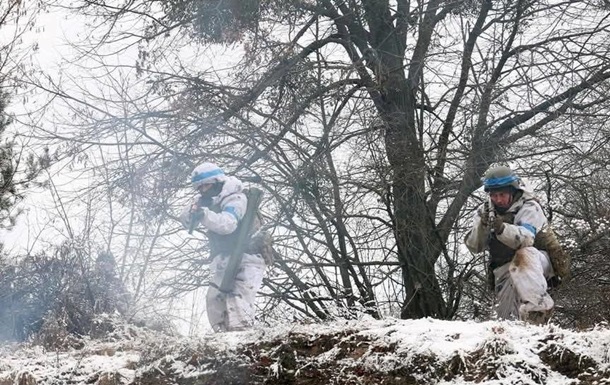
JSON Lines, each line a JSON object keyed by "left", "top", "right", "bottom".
{"left": 533, "top": 226, "right": 571, "bottom": 281}
{"left": 243, "top": 187, "right": 275, "bottom": 265}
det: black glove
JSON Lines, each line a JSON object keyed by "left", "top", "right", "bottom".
{"left": 478, "top": 205, "right": 491, "bottom": 227}
{"left": 492, "top": 215, "right": 505, "bottom": 234}
{"left": 188, "top": 205, "right": 206, "bottom": 234}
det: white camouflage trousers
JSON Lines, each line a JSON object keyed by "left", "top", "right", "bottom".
{"left": 494, "top": 247, "right": 555, "bottom": 321}
{"left": 206, "top": 253, "right": 266, "bottom": 332}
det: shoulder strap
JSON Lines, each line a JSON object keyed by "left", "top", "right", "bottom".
{"left": 218, "top": 187, "right": 264, "bottom": 293}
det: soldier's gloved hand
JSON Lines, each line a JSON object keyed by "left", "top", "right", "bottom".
{"left": 191, "top": 207, "right": 206, "bottom": 222}
{"left": 188, "top": 206, "right": 206, "bottom": 234}
{"left": 493, "top": 215, "right": 505, "bottom": 234}
{"left": 478, "top": 206, "right": 491, "bottom": 227}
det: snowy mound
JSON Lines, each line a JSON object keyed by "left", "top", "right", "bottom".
{"left": 1, "top": 318, "right": 608, "bottom": 385}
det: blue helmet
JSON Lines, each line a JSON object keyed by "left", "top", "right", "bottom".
{"left": 483, "top": 165, "right": 520, "bottom": 192}
{"left": 190, "top": 162, "right": 226, "bottom": 189}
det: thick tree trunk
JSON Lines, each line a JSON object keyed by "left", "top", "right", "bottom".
{"left": 386, "top": 124, "right": 448, "bottom": 319}
{"left": 363, "top": 0, "right": 450, "bottom": 319}
{"left": 380, "top": 81, "right": 448, "bottom": 318}
{"left": 395, "top": 192, "right": 447, "bottom": 319}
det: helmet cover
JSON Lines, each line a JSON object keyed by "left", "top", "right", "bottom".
{"left": 190, "top": 162, "right": 226, "bottom": 189}
{"left": 483, "top": 165, "right": 520, "bottom": 192}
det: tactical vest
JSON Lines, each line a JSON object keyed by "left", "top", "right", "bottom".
{"left": 488, "top": 191, "right": 526, "bottom": 269}
{"left": 207, "top": 200, "right": 244, "bottom": 257}
{"left": 488, "top": 225, "right": 517, "bottom": 270}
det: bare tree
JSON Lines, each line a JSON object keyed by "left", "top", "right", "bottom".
{"left": 24, "top": 0, "right": 610, "bottom": 323}
{"left": 532, "top": 115, "right": 610, "bottom": 327}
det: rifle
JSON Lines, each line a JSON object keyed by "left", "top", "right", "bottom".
{"left": 487, "top": 197, "right": 496, "bottom": 234}
{"left": 218, "top": 187, "right": 263, "bottom": 293}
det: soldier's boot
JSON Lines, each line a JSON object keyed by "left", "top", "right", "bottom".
{"left": 521, "top": 308, "right": 554, "bottom": 325}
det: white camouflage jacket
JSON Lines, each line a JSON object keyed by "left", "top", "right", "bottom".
{"left": 180, "top": 176, "right": 247, "bottom": 236}
{"left": 465, "top": 188, "right": 548, "bottom": 255}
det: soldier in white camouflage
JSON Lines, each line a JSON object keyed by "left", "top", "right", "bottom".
{"left": 465, "top": 165, "right": 556, "bottom": 324}
{"left": 180, "top": 162, "right": 267, "bottom": 332}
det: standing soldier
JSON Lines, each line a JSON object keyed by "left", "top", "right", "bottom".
{"left": 180, "top": 162, "right": 267, "bottom": 332}
{"left": 465, "top": 165, "right": 562, "bottom": 324}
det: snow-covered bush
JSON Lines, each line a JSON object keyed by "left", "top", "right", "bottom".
{"left": 0, "top": 243, "right": 130, "bottom": 343}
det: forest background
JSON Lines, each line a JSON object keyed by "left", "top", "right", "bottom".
{"left": 1, "top": 0, "right": 609, "bottom": 338}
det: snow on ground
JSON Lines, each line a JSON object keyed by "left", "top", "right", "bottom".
{"left": 0, "top": 317, "right": 609, "bottom": 384}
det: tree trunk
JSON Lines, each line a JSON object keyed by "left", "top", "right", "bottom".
{"left": 394, "top": 175, "right": 447, "bottom": 318}
{"left": 385, "top": 118, "right": 448, "bottom": 319}
{"left": 366, "top": 0, "right": 450, "bottom": 319}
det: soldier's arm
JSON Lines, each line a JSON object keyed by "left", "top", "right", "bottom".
{"left": 200, "top": 193, "right": 247, "bottom": 235}
{"left": 497, "top": 200, "right": 546, "bottom": 249}
{"left": 179, "top": 197, "right": 199, "bottom": 230}
{"left": 465, "top": 205, "right": 490, "bottom": 254}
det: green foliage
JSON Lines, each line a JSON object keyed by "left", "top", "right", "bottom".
{"left": 0, "top": 89, "right": 20, "bottom": 230}
{"left": 0, "top": 88, "right": 52, "bottom": 231}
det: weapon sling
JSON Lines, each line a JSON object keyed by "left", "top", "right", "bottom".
{"left": 218, "top": 187, "right": 263, "bottom": 293}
